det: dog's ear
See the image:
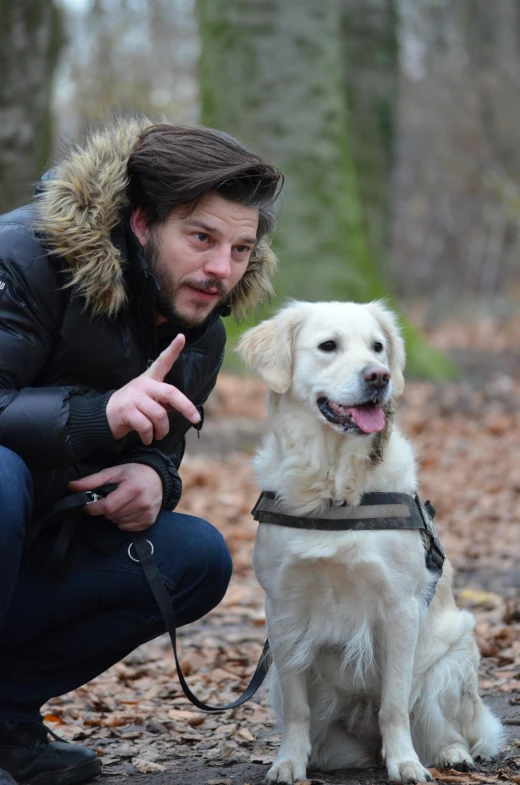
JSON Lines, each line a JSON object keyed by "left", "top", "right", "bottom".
{"left": 368, "top": 301, "right": 406, "bottom": 397}
{"left": 236, "top": 305, "right": 304, "bottom": 394}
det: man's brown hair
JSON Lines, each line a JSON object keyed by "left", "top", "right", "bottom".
{"left": 127, "top": 124, "right": 283, "bottom": 242}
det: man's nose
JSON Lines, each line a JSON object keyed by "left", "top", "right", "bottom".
{"left": 203, "top": 247, "right": 232, "bottom": 279}
{"left": 362, "top": 365, "right": 390, "bottom": 389}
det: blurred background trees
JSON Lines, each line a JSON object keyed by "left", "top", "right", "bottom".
{"left": 198, "top": 0, "right": 451, "bottom": 375}
{"left": 1, "top": 0, "right": 519, "bottom": 369}
{"left": 392, "top": 0, "right": 520, "bottom": 299}
{"left": 0, "top": 0, "right": 64, "bottom": 213}
{"left": 198, "top": 0, "right": 386, "bottom": 305}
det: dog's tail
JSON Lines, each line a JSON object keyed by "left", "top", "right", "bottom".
{"left": 465, "top": 699, "right": 505, "bottom": 760}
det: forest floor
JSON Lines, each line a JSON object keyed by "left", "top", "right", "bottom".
{"left": 42, "top": 310, "right": 520, "bottom": 785}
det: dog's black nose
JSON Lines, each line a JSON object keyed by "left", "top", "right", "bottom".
{"left": 362, "top": 365, "right": 390, "bottom": 389}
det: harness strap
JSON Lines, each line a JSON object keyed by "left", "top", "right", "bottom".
{"left": 252, "top": 491, "right": 445, "bottom": 575}
{"left": 252, "top": 490, "right": 424, "bottom": 531}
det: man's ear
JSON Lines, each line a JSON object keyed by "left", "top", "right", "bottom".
{"left": 236, "top": 304, "right": 304, "bottom": 394}
{"left": 367, "top": 301, "right": 406, "bottom": 397}
{"left": 130, "top": 208, "right": 150, "bottom": 247}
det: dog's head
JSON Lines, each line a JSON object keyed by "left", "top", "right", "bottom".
{"left": 237, "top": 300, "right": 405, "bottom": 436}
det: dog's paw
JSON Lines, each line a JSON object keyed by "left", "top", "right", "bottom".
{"left": 386, "top": 759, "right": 433, "bottom": 782}
{"left": 266, "top": 759, "right": 308, "bottom": 784}
{"left": 437, "top": 744, "right": 474, "bottom": 771}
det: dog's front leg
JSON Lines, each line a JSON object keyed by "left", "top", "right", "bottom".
{"left": 379, "top": 599, "right": 432, "bottom": 783}
{"left": 267, "top": 643, "right": 311, "bottom": 784}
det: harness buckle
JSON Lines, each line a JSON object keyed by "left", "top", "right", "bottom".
{"left": 415, "top": 495, "right": 445, "bottom": 573}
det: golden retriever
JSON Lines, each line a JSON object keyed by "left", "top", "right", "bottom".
{"left": 237, "top": 301, "right": 503, "bottom": 784}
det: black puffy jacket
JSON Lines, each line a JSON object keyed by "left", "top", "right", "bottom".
{"left": 0, "top": 115, "right": 276, "bottom": 519}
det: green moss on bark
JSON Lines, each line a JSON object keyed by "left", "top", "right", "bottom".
{"left": 197, "top": 0, "right": 455, "bottom": 379}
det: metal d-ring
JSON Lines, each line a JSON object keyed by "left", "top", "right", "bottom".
{"left": 128, "top": 540, "right": 154, "bottom": 563}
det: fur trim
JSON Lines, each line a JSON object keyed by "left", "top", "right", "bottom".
{"left": 36, "top": 113, "right": 152, "bottom": 317}
{"left": 35, "top": 113, "right": 278, "bottom": 319}
{"left": 228, "top": 236, "right": 278, "bottom": 321}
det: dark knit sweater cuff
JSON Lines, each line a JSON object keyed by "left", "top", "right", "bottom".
{"left": 119, "top": 448, "right": 182, "bottom": 511}
{"left": 69, "top": 391, "right": 118, "bottom": 458}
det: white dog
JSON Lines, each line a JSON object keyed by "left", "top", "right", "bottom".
{"left": 237, "top": 301, "right": 503, "bottom": 784}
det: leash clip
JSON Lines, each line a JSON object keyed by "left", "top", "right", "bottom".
{"left": 85, "top": 491, "right": 103, "bottom": 504}
{"left": 128, "top": 540, "right": 154, "bottom": 563}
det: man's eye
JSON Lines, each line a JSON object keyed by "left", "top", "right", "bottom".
{"left": 373, "top": 341, "right": 384, "bottom": 353}
{"left": 235, "top": 245, "right": 250, "bottom": 255}
{"left": 318, "top": 340, "right": 337, "bottom": 352}
{"left": 195, "top": 233, "right": 208, "bottom": 243}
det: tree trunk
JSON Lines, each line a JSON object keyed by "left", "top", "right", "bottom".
{"left": 198, "top": 0, "right": 453, "bottom": 378}
{"left": 392, "top": 0, "right": 520, "bottom": 297}
{"left": 199, "top": 0, "right": 383, "bottom": 303}
{"left": 340, "top": 0, "right": 398, "bottom": 272}
{"left": 0, "top": 0, "right": 63, "bottom": 213}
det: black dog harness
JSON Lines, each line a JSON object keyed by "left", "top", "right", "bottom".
{"left": 252, "top": 491, "right": 445, "bottom": 576}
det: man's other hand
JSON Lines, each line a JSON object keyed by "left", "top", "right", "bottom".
{"left": 68, "top": 464, "right": 163, "bottom": 531}
{"left": 106, "top": 334, "right": 201, "bottom": 445}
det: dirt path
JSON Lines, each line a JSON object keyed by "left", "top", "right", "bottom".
{"left": 98, "top": 689, "right": 520, "bottom": 785}
{"left": 95, "top": 692, "right": 519, "bottom": 785}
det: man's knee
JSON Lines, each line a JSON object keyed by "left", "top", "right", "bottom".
{"left": 191, "top": 518, "right": 233, "bottom": 607}
{"left": 0, "top": 446, "right": 30, "bottom": 476}
{"left": 0, "top": 447, "right": 33, "bottom": 513}
{"left": 151, "top": 512, "right": 233, "bottom": 620}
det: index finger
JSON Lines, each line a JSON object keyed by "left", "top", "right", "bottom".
{"left": 146, "top": 334, "right": 185, "bottom": 382}
{"left": 68, "top": 467, "right": 121, "bottom": 492}
{"left": 152, "top": 381, "right": 201, "bottom": 424}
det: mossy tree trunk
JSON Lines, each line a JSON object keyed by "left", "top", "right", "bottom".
{"left": 340, "top": 0, "right": 398, "bottom": 272}
{"left": 197, "top": 0, "right": 454, "bottom": 377}
{"left": 0, "top": 0, "right": 63, "bottom": 213}
{"left": 199, "top": 0, "right": 382, "bottom": 303}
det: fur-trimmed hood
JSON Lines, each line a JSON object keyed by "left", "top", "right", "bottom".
{"left": 35, "top": 113, "right": 278, "bottom": 319}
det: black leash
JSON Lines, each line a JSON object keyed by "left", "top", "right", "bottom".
{"left": 35, "top": 487, "right": 271, "bottom": 713}
{"left": 131, "top": 532, "right": 270, "bottom": 712}
{"left": 27, "top": 485, "right": 119, "bottom": 573}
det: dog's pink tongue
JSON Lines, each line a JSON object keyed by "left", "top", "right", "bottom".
{"left": 349, "top": 406, "right": 386, "bottom": 434}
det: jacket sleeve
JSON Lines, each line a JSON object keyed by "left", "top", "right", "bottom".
{"left": 194, "top": 348, "right": 225, "bottom": 412}
{"left": 0, "top": 225, "right": 120, "bottom": 471}
{"left": 174, "top": 343, "right": 226, "bottom": 466}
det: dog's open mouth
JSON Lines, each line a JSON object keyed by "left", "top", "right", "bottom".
{"left": 317, "top": 397, "right": 386, "bottom": 434}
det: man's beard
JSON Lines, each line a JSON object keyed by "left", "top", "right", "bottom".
{"left": 144, "top": 236, "right": 228, "bottom": 328}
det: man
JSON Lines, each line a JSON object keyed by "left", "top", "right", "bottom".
{"left": 0, "top": 111, "right": 282, "bottom": 784}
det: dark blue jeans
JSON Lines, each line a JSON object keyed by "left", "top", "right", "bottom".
{"left": 0, "top": 446, "right": 233, "bottom": 722}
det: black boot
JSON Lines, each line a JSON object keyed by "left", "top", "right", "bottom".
{"left": 0, "top": 721, "right": 102, "bottom": 785}
{"left": 0, "top": 768, "right": 17, "bottom": 785}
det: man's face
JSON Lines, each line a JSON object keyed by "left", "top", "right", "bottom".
{"left": 131, "top": 193, "right": 259, "bottom": 327}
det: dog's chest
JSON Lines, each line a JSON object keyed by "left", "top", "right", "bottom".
{"left": 303, "top": 549, "right": 388, "bottom": 639}
{"left": 256, "top": 527, "right": 393, "bottom": 642}
{"left": 259, "top": 537, "right": 389, "bottom": 689}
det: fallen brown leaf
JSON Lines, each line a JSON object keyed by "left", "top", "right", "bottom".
{"left": 206, "top": 779, "right": 232, "bottom": 785}
{"left": 131, "top": 757, "right": 167, "bottom": 773}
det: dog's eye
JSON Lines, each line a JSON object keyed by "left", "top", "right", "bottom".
{"left": 373, "top": 341, "right": 384, "bottom": 353}
{"left": 318, "top": 340, "right": 337, "bottom": 352}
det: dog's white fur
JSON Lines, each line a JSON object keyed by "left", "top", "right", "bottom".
{"left": 237, "top": 301, "right": 503, "bottom": 784}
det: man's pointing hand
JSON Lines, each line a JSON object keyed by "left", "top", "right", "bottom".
{"left": 106, "top": 334, "right": 200, "bottom": 445}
